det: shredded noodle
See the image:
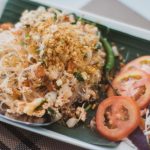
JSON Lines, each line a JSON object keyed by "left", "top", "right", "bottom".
{"left": 0, "top": 7, "right": 105, "bottom": 126}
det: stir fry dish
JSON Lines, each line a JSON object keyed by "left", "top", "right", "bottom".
{"left": 0, "top": 7, "right": 105, "bottom": 126}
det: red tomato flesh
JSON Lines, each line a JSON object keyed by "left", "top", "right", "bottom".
{"left": 122, "top": 56, "right": 150, "bottom": 75}
{"left": 108, "top": 69, "right": 150, "bottom": 109}
{"left": 96, "top": 96, "right": 140, "bottom": 141}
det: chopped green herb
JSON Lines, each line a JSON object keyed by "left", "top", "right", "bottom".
{"left": 73, "top": 72, "right": 84, "bottom": 82}
{"left": 85, "top": 104, "right": 92, "bottom": 111}
{"left": 47, "top": 107, "right": 56, "bottom": 115}
{"left": 25, "top": 34, "right": 30, "bottom": 40}
{"left": 71, "top": 22, "right": 76, "bottom": 25}
{"left": 53, "top": 12, "right": 57, "bottom": 21}
{"left": 35, "top": 99, "right": 46, "bottom": 110}
{"left": 77, "top": 17, "right": 95, "bottom": 25}
{"left": 79, "top": 18, "right": 87, "bottom": 24}
{"left": 69, "top": 13, "right": 77, "bottom": 24}
{"left": 35, "top": 105, "right": 43, "bottom": 110}
{"left": 94, "top": 42, "right": 102, "bottom": 51}
{"left": 20, "top": 41, "right": 25, "bottom": 46}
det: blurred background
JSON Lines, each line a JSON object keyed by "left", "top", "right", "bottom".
{"left": 35, "top": 0, "right": 150, "bottom": 30}
{"left": 0, "top": 0, "right": 150, "bottom": 30}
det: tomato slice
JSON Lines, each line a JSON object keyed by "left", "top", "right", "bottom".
{"left": 108, "top": 69, "right": 150, "bottom": 109}
{"left": 0, "top": 23, "right": 13, "bottom": 30}
{"left": 96, "top": 96, "right": 140, "bottom": 141}
{"left": 122, "top": 56, "right": 150, "bottom": 75}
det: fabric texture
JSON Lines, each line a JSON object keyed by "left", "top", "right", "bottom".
{"left": 0, "top": 122, "right": 85, "bottom": 150}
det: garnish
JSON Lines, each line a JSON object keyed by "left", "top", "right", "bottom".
{"left": 73, "top": 72, "right": 84, "bottom": 82}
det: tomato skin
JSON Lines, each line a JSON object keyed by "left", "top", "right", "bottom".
{"left": 96, "top": 96, "right": 140, "bottom": 141}
{"left": 139, "top": 118, "right": 145, "bottom": 130}
{"left": 108, "top": 69, "right": 150, "bottom": 109}
{"left": 0, "top": 23, "right": 13, "bottom": 30}
{"left": 121, "top": 56, "right": 150, "bottom": 75}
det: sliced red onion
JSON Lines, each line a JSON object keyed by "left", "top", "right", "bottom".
{"left": 128, "top": 127, "right": 150, "bottom": 150}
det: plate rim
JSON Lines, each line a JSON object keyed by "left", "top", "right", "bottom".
{"left": 31, "top": 0, "right": 150, "bottom": 41}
